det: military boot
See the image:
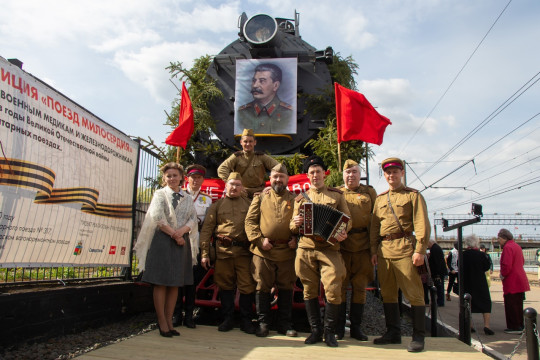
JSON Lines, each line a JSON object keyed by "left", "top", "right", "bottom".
{"left": 239, "top": 292, "right": 256, "bottom": 334}
{"left": 407, "top": 305, "right": 426, "bottom": 352}
{"left": 255, "top": 291, "right": 271, "bottom": 337}
{"left": 373, "top": 303, "right": 402, "bottom": 345}
{"left": 276, "top": 289, "right": 297, "bottom": 337}
{"left": 335, "top": 302, "right": 347, "bottom": 340}
{"left": 304, "top": 298, "right": 323, "bottom": 344}
{"left": 218, "top": 290, "right": 235, "bottom": 332}
{"left": 350, "top": 303, "right": 368, "bottom": 341}
{"left": 183, "top": 285, "right": 196, "bottom": 328}
{"left": 323, "top": 303, "right": 340, "bottom": 347}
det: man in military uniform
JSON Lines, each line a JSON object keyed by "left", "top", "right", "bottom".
{"left": 217, "top": 128, "right": 278, "bottom": 198}
{"left": 370, "top": 157, "right": 430, "bottom": 352}
{"left": 245, "top": 163, "right": 298, "bottom": 338}
{"left": 290, "top": 156, "right": 351, "bottom": 347}
{"left": 336, "top": 159, "right": 377, "bottom": 341}
{"left": 174, "top": 164, "right": 214, "bottom": 328}
{"left": 236, "top": 63, "right": 294, "bottom": 134}
{"left": 200, "top": 172, "right": 256, "bottom": 334}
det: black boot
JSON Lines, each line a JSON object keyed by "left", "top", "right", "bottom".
{"left": 255, "top": 291, "right": 271, "bottom": 337}
{"left": 324, "top": 303, "right": 340, "bottom": 347}
{"left": 276, "top": 289, "right": 297, "bottom": 337}
{"left": 350, "top": 303, "right": 368, "bottom": 341}
{"left": 373, "top": 303, "right": 401, "bottom": 345}
{"left": 335, "top": 302, "right": 347, "bottom": 340}
{"left": 239, "top": 292, "right": 256, "bottom": 334}
{"left": 218, "top": 290, "right": 235, "bottom": 332}
{"left": 407, "top": 305, "right": 425, "bottom": 352}
{"left": 304, "top": 298, "right": 323, "bottom": 344}
{"left": 183, "top": 285, "right": 196, "bottom": 328}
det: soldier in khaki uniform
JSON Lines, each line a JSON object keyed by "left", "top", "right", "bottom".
{"left": 290, "top": 156, "right": 351, "bottom": 347}
{"left": 336, "top": 159, "right": 377, "bottom": 341}
{"left": 245, "top": 163, "right": 298, "bottom": 338}
{"left": 217, "top": 128, "right": 279, "bottom": 198}
{"left": 370, "top": 157, "right": 430, "bottom": 352}
{"left": 200, "top": 172, "right": 256, "bottom": 334}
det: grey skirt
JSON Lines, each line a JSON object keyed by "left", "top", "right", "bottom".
{"left": 141, "top": 230, "right": 193, "bottom": 287}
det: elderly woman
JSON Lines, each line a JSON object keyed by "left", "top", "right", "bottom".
{"left": 462, "top": 234, "right": 494, "bottom": 335}
{"left": 135, "top": 162, "right": 197, "bottom": 337}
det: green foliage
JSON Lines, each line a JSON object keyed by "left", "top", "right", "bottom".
{"left": 273, "top": 152, "right": 307, "bottom": 176}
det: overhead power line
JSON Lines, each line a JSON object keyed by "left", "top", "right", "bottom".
{"left": 398, "top": 0, "right": 514, "bottom": 156}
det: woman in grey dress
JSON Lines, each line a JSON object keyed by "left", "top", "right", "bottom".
{"left": 135, "top": 163, "right": 197, "bottom": 337}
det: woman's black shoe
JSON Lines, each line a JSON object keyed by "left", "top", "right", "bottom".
{"left": 169, "top": 329, "right": 181, "bottom": 336}
{"left": 159, "top": 329, "right": 173, "bottom": 337}
{"left": 484, "top": 327, "right": 495, "bottom": 335}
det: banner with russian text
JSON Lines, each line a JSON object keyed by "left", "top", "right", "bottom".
{"left": 0, "top": 56, "right": 139, "bottom": 267}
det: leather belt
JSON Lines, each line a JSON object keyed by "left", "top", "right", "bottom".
{"left": 381, "top": 231, "right": 412, "bottom": 241}
{"left": 348, "top": 227, "right": 368, "bottom": 235}
{"left": 269, "top": 239, "right": 291, "bottom": 245}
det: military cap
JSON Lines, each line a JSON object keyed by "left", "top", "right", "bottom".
{"left": 303, "top": 155, "right": 326, "bottom": 173}
{"left": 227, "top": 172, "right": 243, "bottom": 182}
{"left": 241, "top": 128, "right": 255, "bottom": 137}
{"left": 381, "top": 157, "right": 404, "bottom": 170}
{"left": 343, "top": 159, "right": 359, "bottom": 170}
{"left": 185, "top": 164, "right": 206, "bottom": 177}
{"left": 271, "top": 163, "right": 288, "bottom": 175}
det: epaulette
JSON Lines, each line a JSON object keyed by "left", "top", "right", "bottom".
{"left": 279, "top": 101, "right": 293, "bottom": 110}
{"left": 404, "top": 187, "right": 418, "bottom": 193}
{"left": 327, "top": 187, "right": 343, "bottom": 194}
{"left": 234, "top": 151, "right": 243, "bottom": 157}
{"left": 378, "top": 189, "right": 390, "bottom": 197}
{"left": 238, "top": 103, "right": 253, "bottom": 111}
{"left": 253, "top": 192, "right": 262, "bottom": 197}
{"left": 295, "top": 194, "right": 304, "bottom": 202}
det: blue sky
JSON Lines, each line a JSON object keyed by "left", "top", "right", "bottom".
{"left": 2, "top": 0, "right": 539, "bottom": 237}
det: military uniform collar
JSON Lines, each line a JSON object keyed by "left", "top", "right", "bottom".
{"left": 389, "top": 184, "right": 405, "bottom": 193}
{"left": 254, "top": 96, "right": 279, "bottom": 116}
{"left": 310, "top": 184, "right": 327, "bottom": 194}
{"left": 344, "top": 183, "right": 361, "bottom": 192}
{"left": 185, "top": 184, "right": 200, "bottom": 197}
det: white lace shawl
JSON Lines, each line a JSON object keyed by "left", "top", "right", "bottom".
{"left": 134, "top": 186, "right": 198, "bottom": 271}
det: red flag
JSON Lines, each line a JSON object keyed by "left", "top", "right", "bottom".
{"left": 335, "top": 82, "right": 392, "bottom": 145}
{"left": 165, "top": 82, "right": 194, "bottom": 149}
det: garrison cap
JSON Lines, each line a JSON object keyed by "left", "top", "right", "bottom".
{"left": 227, "top": 172, "right": 243, "bottom": 182}
{"left": 185, "top": 164, "right": 206, "bottom": 177}
{"left": 241, "top": 128, "right": 255, "bottom": 137}
{"left": 343, "top": 159, "right": 359, "bottom": 170}
{"left": 271, "top": 163, "right": 288, "bottom": 175}
{"left": 381, "top": 157, "right": 404, "bottom": 170}
{"left": 303, "top": 155, "right": 327, "bottom": 173}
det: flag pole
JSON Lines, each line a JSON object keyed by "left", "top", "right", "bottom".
{"left": 176, "top": 147, "right": 181, "bottom": 163}
{"left": 337, "top": 141, "right": 342, "bottom": 172}
{"left": 365, "top": 142, "right": 369, "bottom": 185}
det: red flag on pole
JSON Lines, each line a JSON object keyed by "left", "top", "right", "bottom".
{"left": 335, "top": 82, "right": 392, "bottom": 145}
{"left": 165, "top": 82, "right": 194, "bottom": 149}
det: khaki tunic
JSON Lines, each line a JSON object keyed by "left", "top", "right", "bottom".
{"left": 245, "top": 189, "right": 296, "bottom": 262}
{"left": 245, "top": 189, "right": 297, "bottom": 292}
{"left": 199, "top": 195, "right": 255, "bottom": 293}
{"left": 290, "top": 186, "right": 351, "bottom": 304}
{"left": 338, "top": 184, "right": 377, "bottom": 303}
{"left": 217, "top": 151, "right": 279, "bottom": 196}
{"left": 369, "top": 184, "right": 430, "bottom": 306}
{"left": 369, "top": 185, "right": 430, "bottom": 259}
{"left": 236, "top": 95, "right": 294, "bottom": 134}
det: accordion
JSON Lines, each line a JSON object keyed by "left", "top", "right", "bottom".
{"left": 299, "top": 202, "right": 350, "bottom": 245}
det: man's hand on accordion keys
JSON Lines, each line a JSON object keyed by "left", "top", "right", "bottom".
{"left": 334, "top": 229, "right": 348, "bottom": 242}
{"left": 293, "top": 214, "right": 304, "bottom": 227}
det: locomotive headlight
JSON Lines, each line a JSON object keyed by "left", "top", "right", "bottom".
{"left": 243, "top": 14, "right": 278, "bottom": 45}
